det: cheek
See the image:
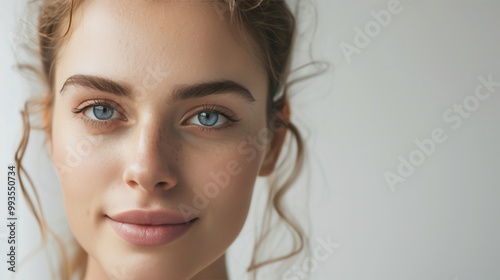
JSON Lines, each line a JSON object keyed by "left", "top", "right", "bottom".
{"left": 51, "top": 98, "right": 119, "bottom": 189}
{"left": 174, "top": 142, "right": 266, "bottom": 271}
{"left": 50, "top": 104, "right": 112, "bottom": 243}
{"left": 184, "top": 142, "right": 265, "bottom": 231}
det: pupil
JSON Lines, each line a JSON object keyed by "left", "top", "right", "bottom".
{"left": 94, "top": 106, "right": 113, "bottom": 120}
{"left": 198, "top": 111, "right": 218, "bottom": 126}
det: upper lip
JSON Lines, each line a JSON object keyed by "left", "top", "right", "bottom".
{"left": 107, "top": 210, "right": 195, "bottom": 225}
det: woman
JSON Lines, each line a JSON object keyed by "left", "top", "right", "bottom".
{"left": 15, "top": 0, "right": 311, "bottom": 279}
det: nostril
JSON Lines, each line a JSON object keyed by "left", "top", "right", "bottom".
{"left": 155, "top": 182, "right": 168, "bottom": 189}
{"left": 123, "top": 163, "right": 177, "bottom": 191}
{"left": 126, "top": 180, "right": 139, "bottom": 188}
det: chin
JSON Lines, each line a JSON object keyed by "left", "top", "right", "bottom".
{"left": 99, "top": 254, "right": 198, "bottom": 280}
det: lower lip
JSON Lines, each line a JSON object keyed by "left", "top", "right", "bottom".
{"left": 107, "top": 217, "right": 196, "bottom": 247}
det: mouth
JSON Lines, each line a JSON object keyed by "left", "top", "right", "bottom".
{"left": 106, "top": 210, "right": 198, "bottom": 247}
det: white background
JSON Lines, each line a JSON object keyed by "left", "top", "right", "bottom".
{"left": 1, "top": 0, "right": 500, "bottom": 279}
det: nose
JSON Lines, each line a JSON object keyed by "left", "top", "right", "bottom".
{"left": 122, "top": 122, "right": 177, "bottom": 192}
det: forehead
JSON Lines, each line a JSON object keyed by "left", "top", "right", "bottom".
{"left": 55, "top": 0, "right": 266, "bottom": 97}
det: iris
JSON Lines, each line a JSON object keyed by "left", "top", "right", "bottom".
{"left": 197, "top": 111, "right": 219, "bottom": 126}
{"left": 93, "top": 105, "right": 114, "bottom": 120}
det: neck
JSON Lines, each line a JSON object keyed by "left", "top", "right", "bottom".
{"left": 83, "top": 254, "right": 229, "bottom": 280}
{"left": 191, "top": 254, "right": 229, "bottom": 280}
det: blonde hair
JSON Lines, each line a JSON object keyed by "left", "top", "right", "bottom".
{"left": 15, "top": 0, "right": 311, "bottom": 279}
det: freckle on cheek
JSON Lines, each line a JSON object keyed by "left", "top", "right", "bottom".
{"left": 175, "top": 144, "right": 183, "bottom": 162}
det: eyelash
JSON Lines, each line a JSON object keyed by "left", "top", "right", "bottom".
{"left": 71, "top": 99, "right": 119, "bottom": 129}
{"left": 71, "top": 99, "right": 240, "bottom": 132}
{"left": 185, "top": 104, "right": 240, "bottom": 133}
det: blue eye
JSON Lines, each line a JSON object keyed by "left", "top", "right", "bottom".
{"left": 84, "top": 105, "right": 121, "bottom": 120}
{"left": 198, "top": 111, "right": 219, "bottom": 126}
{"left": 188, "top": 111, "right": 228, "bottom": 127}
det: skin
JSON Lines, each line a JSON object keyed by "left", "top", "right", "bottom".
{"left": 47, "top": 0, "right": 286, "bottom": 279}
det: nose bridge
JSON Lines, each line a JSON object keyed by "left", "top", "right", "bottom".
{"left": 123, "top": 117, "right": 177, "bottom": 191}
{"left": 136, "top": 120, "right": 164, "bottom": 158}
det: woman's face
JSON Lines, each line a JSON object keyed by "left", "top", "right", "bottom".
{"left": 49, "top": 1, "right": 277, "bottom": 279}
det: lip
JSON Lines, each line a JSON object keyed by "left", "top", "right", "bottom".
{"left": 107, "top": 210, "right": 197, "bottom": 247}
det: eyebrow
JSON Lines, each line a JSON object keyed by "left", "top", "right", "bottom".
{"left": 59, "top": 74, "right": 256, "bottom": 103}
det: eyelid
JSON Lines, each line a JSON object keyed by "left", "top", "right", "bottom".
{"left": 71, "top": 98, "right": 127, "bottom": 131}
{"left": 186, "top": 111, "right": 228, "bottom": 128}
{"left": 182, "top": 104, "right": 240, "bottom": 125}
{"left": 71, "top": 98, "right": 126, "bottom": 120}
